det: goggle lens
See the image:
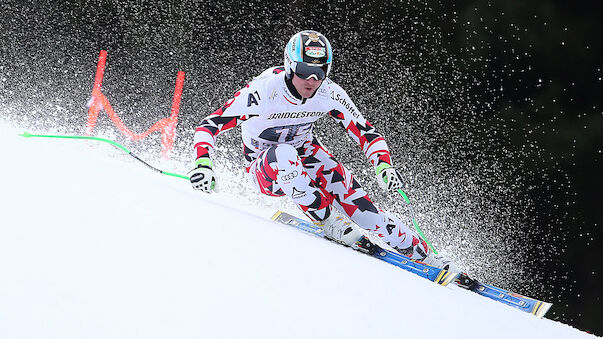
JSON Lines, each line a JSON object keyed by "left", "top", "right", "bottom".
{"left": 293, "top": 62, "right": 328, "bottom": 80}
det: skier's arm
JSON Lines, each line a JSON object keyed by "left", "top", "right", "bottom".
{"left": 327, "top": 88, "right": 392, "bottom": 169}
{"left": 191, "top": 84, "right": 260, "bottom": 192}
{"left": 194, "top": 84, "right": 259, "bottom": 164}
{"left": 328, "top": 86, "right": 404, "bottom": 191}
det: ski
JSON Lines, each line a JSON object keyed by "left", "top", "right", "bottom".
{"left": 455, "top": 273, "right": 552, "bottom": 318}
{"left": 271, "top": 211, "right": 459, "bottom": 287}
{"left": 271, "top": 210, "right": 552, "bottom": 318}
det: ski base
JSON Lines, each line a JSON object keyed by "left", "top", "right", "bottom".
{"left": 271, "top": 211, "right": 458, "bottom": 287}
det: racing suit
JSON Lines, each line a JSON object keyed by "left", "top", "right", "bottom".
{"left": 193, "top": 67, "right": 429, "bottom": 259}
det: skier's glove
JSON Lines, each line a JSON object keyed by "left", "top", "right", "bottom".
{"left": 375, "top": 163, "right": 404, "bottom": 191}
{"left": 188, "top": 158, "right": 216, "bottom": 193}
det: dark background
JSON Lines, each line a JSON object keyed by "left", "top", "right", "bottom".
{"left": 1, "top": 0, "right": 600, "bottom": 335}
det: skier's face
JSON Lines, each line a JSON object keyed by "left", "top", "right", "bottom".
{"left": 292, "top": 74, "right": 322, "bottom": 98}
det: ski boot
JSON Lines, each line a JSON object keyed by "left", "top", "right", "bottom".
{"left": 316, "top": 213, "right": 363, "bottom": 248}
{"left": 422, "top": 251, "right": 461, "bottom": 273}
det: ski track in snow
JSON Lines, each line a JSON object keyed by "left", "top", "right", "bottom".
{"left": 0, "top": 120, "right": 597, "bottom": 339}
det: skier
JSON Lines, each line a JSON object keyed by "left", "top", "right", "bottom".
{"left": 189, "top": 30, "right": 456, "bottom": 271}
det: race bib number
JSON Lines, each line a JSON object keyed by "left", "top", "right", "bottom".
{"left": 258, "top": 123, "right": 312, "bottom": 143}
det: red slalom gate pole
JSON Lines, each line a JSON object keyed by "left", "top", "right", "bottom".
{"left": 86, "top": 50, "right": 107, "bottom": 135}
{"left": 162, "top": 71, "right": 185, "bottom": 158}
{"left": 84, "top": 50, "right": 185, "bottom": 159}
{"left": 171, "top": 71, "right": 185, "bottom": 120}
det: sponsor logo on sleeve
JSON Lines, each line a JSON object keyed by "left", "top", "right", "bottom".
{"left": 330, "top": 91, "right": 360, "bottom": 119}
{"left": 247, "top": 90, "right": 261, "bottom": 107}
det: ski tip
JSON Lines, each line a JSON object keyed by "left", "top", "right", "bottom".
{"left": 271, "top": 210, "right": 283, "bottom": 221}
{"left": 533, "top": 301, "right": 553, "bottom": 318}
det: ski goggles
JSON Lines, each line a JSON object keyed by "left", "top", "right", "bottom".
{"left": 292, "top": 62, "right": 329, "bottom": 80}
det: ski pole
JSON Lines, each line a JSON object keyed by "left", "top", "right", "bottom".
{"left": 396, "top": 188, "right": 438, "bottom": 254}
{"left": 19, "top": 132, "right": 190, "bottom": 181}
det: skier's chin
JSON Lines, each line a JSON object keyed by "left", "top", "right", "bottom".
{"left": 300, "top": 87, "right": 317, "bottom": 98}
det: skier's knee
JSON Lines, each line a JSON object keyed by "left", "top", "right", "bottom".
{"left": 273, "top": 143, "right": 299, "bottom": 163}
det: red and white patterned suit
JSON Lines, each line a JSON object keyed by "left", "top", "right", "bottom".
{"left": 194, "top": 67, "right": 429, "bottom": 259}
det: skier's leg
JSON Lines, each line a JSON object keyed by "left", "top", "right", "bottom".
{"left": 300, "top": 140, "right": 430, "bottom": 260}
{"left": 247, "top": 144, "right": 362, "bottom": 246}
{"left": 247, "top": 144, "right": 331, "bottom": 220}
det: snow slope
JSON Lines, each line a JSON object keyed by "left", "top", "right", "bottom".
{"left": 0, "top": 121, "right": 597, "bottom": 339}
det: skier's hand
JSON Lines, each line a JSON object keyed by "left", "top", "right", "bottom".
{"left": 188, "top": 162, "right": 217, "bottom": 193}
{"left": 376, "top": 163, "right": 404, "bottom": 191}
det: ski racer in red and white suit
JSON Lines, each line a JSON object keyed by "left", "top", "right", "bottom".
{"left": 191, "top": 65, "right": 431, "bottom": 260}
{"left": 188, "top": 30, "right": 461, "bottom": 266}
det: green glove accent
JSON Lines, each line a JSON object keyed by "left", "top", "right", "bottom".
{"left": 375, "top": 162, "right": 392, "bottom": 176}
{"left": 195, "top": 157, "right": 214, "bottom": 168}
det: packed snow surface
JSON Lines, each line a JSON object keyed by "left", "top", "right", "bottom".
{"left": 0, "top": 121, "right": 596, "bottom": 339}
